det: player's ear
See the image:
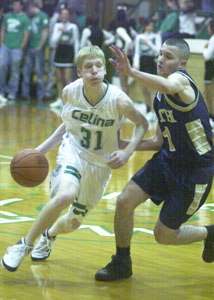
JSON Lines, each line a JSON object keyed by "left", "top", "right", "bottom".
{"left": 77, "top": 68, "right": 82, "bottom": 77}
{"left": 179, "top": 59, "right": 187, "bottom": 68}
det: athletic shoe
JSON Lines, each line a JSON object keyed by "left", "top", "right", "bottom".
{"left": 49, "top": 98, "right": 64, "bottom": 108}
{"left": 1, "top": 238, "right": 32, "bottom": 272}
{"left": 95, "top": 255, "right": 132, "bottom": 281}
{"left": 202, "top": 239, "right": 214, "bottom": 263}
{"left": 31, "top": 230, "right": 56, "bottom": 261}
{"left": 0, "top": 94, "right": 8, "bottom": 103}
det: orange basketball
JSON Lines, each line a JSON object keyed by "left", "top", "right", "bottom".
{"left": 10, "top": 149, "right": 49, "bottom": 187}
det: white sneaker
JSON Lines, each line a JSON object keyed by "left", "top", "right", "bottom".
{"left": 1, "top": 238, "right": 32, "bottom": 272}
{"left": 0, "top": 94, "right": 8, "bottom": 103}
{"left": 49, "top": 98, "right": 64, "bottom": 108}
{"left": 31, "top": 230, "right": 56, "bottom": 261}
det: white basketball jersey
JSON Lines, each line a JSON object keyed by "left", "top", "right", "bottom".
{"left": 60, "top": 78, "right": 123, "bottom": 166}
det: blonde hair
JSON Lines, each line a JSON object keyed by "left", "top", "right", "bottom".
{"left": 77, "top": 46, "right": 106, "bottom": 69}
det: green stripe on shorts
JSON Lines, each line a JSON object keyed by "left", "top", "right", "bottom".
{"left": 64, "top": 165, "right": 81, "bottom": 180}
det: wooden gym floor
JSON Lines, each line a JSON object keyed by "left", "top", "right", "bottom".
{"left": 0, "top": 53, "right": 214, "bottom": 300}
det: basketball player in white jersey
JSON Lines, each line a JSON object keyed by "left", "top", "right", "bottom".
{"left": 2, "top": 45, "right": 149, "bottom": 272}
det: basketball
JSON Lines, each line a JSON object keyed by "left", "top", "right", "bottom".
{"left": 10, "top": 149, "right": 49, "bottom": 187}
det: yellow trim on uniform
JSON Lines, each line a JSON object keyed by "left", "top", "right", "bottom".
{"left": 185, "top": 119, "right": 211, "bottom": 155}
{"left": 186, "top": 184, "right": 207, "bottom": 215}
{"left": 165, "top": 71, "right": 199, "bottom": 112}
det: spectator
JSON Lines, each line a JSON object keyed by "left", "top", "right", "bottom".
{"left": 45, "top": 0, "right": 83, "bottom": 100}
{"left": 80, "top": 15, "right": 114, "bottom": 49}
{"left": 0, "top": 0, "right": 31, "bottom": 102}
{"left": 133, "top": 19, "right": 161, "bottom": 123}
{"left": 109, "top": 5, "right": 136, "bottom": 94}
{"left": 45, "top": 1, "right": 62, "bottom": 100}
{"left": 203, "top": 18, "right": 214, "bottom": 128}
{"left": 49, "top": 7, "right": 79, "bottom": 109}
{"left": 177, "top": 0, "right": 197, "bottom": 39}
{"left": 21, "top": 3, "right": 49, "bottom": 103}
{"left": 158, "top": 0, "right": 179, "bottom": 43}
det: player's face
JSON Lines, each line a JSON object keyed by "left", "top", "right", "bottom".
{"left": 78, "top": 57, "right": 106, "bottom": 86}
{"left": 157, "top": 44, "right": 182, "bottom": 77}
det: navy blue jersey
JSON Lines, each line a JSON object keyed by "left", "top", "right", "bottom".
{"left": 154, "top": 69, "right": 214, "bottom": 168}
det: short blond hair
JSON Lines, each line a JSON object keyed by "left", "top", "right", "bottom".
{"left": 77, "top": 46, "right": 106, "bottom": 69}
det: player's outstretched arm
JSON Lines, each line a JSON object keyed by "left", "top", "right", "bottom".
{"left": 118, "top": 122, "right": 163, "bottom": 151}
{"left": 109, "top": 45, "right": 187, "bottom": 95}
{"left": 35, "top": 123, "right": 66, "bottom": 154}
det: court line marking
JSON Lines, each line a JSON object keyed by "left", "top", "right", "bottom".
{"left": 0, "top": 155, "right": 12, "bottom": 159}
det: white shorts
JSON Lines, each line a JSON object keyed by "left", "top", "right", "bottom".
{"left": 50, "top": 140, "right": 112, "bottom": 216}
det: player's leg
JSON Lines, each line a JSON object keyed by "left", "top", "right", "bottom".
{"left": 153, "top": 175, "right": 214, "bottom": 262}
{"left": 31, "top": 205, "right": 85, "bottom": 261}
{"left": 26, "top": 180, "right": 79, "bottom": 245}
{"left": 154, "top": 218, "right": 207, "bottom": 245}
{"left": 95, "top": 153, "right": 163, "bottom": 281}
{"left": 95, "top": 179, "right": 150, "bottom": 281}
{"left": 32, "top": 160, "right": 112, "bottom": 262}
{"left": 1, "top": 180, "right": 79, "bottom": 272}
{"left": 115, "top": 180, "right": 150, "bottom": 247}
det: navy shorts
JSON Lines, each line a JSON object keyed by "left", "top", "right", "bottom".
{"left": 132, "top": 152, "right": 213, "bottom": 229}
{"left": 204, "top": 60, "right": 214, "bottom": 83}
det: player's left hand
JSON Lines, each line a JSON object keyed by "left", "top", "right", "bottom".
{"left": 107, "top": 150, "right": 129, "bottom": 169}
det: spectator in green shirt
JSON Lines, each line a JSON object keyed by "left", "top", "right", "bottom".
{"left": 0, "top": 0, "right": 31, "bottom": 101}
{"left": 157, "top": 0, "right": 179, "bottom": 43}
{"left": 21, "top": 3, "right": 49, "bottom": 103}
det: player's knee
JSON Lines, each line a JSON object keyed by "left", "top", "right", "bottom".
{"left": 67, "top": 217, "right": 82, "bottom": 230}
{"left": 53, "top": 193, "right": 75, "bottom": 210}
{"left": 154, "top": 229, "right": 166, "bottom": 244}
{"left": 154, "top": 225, "right": 173, "bottom": 245}
{"left": 116, "top": 193, "right": 134, "bottom": 213}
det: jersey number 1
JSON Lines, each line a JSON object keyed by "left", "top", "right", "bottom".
{"left": 163, "top": 126, "right": 176, "bottom": 152}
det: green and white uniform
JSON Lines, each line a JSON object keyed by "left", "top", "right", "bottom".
{"left": 50, "top": 78, "right": 123, "bottom": 216}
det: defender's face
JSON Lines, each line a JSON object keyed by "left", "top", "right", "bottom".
{"left": 78, "top": 57, "right": 106, "bottom": 86}
{"left": 157, "top": 44, "right": 182, "bottom": 77}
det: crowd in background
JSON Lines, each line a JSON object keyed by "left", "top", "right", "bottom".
{"left": 0, "top": 0, "right": 213, "bottom": 125}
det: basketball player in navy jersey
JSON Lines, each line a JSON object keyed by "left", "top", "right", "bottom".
{"left": 95, "top": 38, "right": 214, "bottom": 281}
